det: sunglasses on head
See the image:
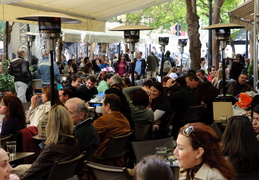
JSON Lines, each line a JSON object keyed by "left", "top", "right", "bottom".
{"left": 182, "top": 123, "right": 202, "bottom": 145}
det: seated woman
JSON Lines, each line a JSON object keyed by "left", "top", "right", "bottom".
{"left": 0, "top": 148, "right": 20, "bottom": 180}
{"left": 20, "top": 105, "right": 80, "bottom": 179}
{"left": 252, "top": 104, "right": 259, "bottom": 140}
{"left": 149, "top": 81, "right": 172, "bottom": 139}
{"left": 0, "top": 96, "right": 26, "bottom": 136}
{"left": 27, "top": 86, "right": 63, "bottom": 128}
{"left": 64, "top": 74, "right": 81, "bottom": 97}
{"left": 134, "top": 155, "right": 173, "bottom": 180}
{"left": 221, "top": 116, "right": 259, "bottom": 174}
{"left": 80, "top": 56, "right": 93, "bottom": 75}
{"left": 174, "top": 122, "right": 235, "bottom": 180}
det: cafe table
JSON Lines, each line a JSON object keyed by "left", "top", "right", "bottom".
{"left": 9, "top": 152, "right": 35, "bottom": 163}
{"left": 32, "top": 135, "right": 46, "bottom": 141}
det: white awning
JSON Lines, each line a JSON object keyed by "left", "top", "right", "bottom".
{"left": 0, "top": 0, "right": 171, "bottom": 32}
{"left": 62, "top": 28, "right": 124, "bottom": 43}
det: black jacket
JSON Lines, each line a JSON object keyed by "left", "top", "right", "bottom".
{"left": 21, "top": 135, "right": 80, "bottom": 180}
{"left": 74, "top": 118, "right": 100, "bottom": 152}
{"left": 77, "top": 84, "right": 98, "bottom": 102}
{"left": 8, "top": 58, "right": 31, "bottom": 84}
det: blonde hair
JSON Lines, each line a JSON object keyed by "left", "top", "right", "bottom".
{"left": 212, "top": 69, "right": 227, "bottom": 87}
{"left": 167, "top": 67, "right": 177, "bottom": 75}
{"left": 45, "top": 105, "right": 73, "bottom": 145}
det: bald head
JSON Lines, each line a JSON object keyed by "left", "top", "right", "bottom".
{"left": 17, "top": 49, "right": 25, "bottom": 58}
{"left": 65, "top": 98, "right": 89, "bottom": 124}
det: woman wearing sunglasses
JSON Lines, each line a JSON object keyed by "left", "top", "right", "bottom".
{"left": 174, "top": 123, "right": 235, "bottom": 180}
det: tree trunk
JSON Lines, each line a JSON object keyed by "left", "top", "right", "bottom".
{"left": 212, "top": 0, "right": 225, "bottom": 69}
{"left": 186, "top": 0, "right": 201, "bottom": 70}
{"left": 1, "top": 22, "right": 14, "bottom": 73}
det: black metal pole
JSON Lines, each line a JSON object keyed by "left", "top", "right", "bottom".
{"left": 131, "top": 51, "right": 135, "bottom": 85}
{"left": 86, "top": 43, "right": 89, "bottom": 57}
{"left": 208, "top": 0, "right": 213, "bottom": 66}
{"left": 221, "top": 41, "right": 226, "bottom": 96}
{"left": 50, "top": 50, "right": 55, "bottom": 106}
{"left": 245, "top": 30, "right": 249, "bottom": 58}
{"left": 118, "top": 43, "right": 121, "bottom": 57}
{"left": 5, "top": 21, "right": 8, "bottom": 60}
{"left": 27, "top": 25, "right": 31, "bottom": 65}
{"left": 160, "top": 52, "right": 164, "bottom": 79}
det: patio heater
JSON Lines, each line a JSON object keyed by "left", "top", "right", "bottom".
{"left": 25, "top": 32, "right": 36, "bottom": 65}
{"left": 159, "top": 37, "right": 169, "bottom": 79}
{"left": 110, "top": 25, "right": 154, "bottom": 85}
{"left": 203, "top": 23, "right": 244, "bottom": 97}
{"left": 17, "top": 12, "right": 81, "bottom": 105}
{"left": 178, "top": 38, "right": 188, "bottom": 75}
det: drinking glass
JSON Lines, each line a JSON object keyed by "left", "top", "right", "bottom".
{"left": 155, "top": 146, "right": 167, "bottom": 160}
{"left": 6, "top": 141, "right": 16, "bottom": 156}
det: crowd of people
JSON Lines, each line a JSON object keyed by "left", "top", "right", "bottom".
{"left": 0, "top": 48, "right": 259, "bottom": 180}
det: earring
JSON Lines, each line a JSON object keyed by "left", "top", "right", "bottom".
{"left": 196, "top": 156, "right": 198, "bottom": 159}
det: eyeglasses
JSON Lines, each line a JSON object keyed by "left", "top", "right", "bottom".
{"left": 182, "top": 123, "right": 202, "bottom": 145}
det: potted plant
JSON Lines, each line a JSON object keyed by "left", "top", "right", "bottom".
{"left": 0, "top": 59, "right": 15, "bottom": 94}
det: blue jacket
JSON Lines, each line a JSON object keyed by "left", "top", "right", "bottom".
{"left": 38, "top": 56, "right": 60, "bottom": 84}
{"left": 133, "top": 58, "right": 146, "bottom": 75}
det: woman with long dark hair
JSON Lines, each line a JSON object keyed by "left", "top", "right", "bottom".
{"left": 0, "top": 96, "right": 26, "bottom": 136}
{"left": 149, "top": 81, "right": 172, "bottom": 139}
{"left": 174, "top": 123, "right": 236, "bottom": 180}
{"left": 114, "top": 53, "right": 129, "bottom": 77}
{"left": 222, "top": 116, "right": 259, "bottom": 174}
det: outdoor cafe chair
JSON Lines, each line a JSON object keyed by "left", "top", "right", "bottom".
{"left": 47, "top": 152, "right": 86, "bottom": 180}
{"left": 85, "top": 160, "right": 132, "bottom": 180}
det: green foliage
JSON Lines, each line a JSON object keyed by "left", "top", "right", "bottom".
{"left": 0, "top": 59, "right": 15, "bottom": 93}
{"left": 0, "top": 21, "right": 5, "bottom": 41}
{"left": 248, "top": 58, "right": 253, "bottom": 77}
{"left": 111, "top": 0, "right": 243, "bottom": 32}
{"left": 198, "top": 0, "right": 243, "bottom": 26}
{"left": 116, "top": 1, "right": 187, "bottom": 33}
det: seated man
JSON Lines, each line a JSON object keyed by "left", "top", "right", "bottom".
{"left": 207, "top": 66, "right": 216, "bottom": 82}
{"left": 93, "top": 94, "right": 130, "bottom": 166}
{"left": 226, "top": 72, "right": 255, "bottom": 97}
{"left": 59, "top": 88, "right": 73, "bottom": 103}
{"left": 65, "top": 98, "right": 100, "bottom": 153}
{"left": 110, "top": 74, "right": 125, "bottom": 90}
{"left": 185, "top": 73, "right": 219, "bottom": 125}
{"left": 196, "top": 69, "right": 209, "bottom": 82}
{"left": 77, "top": 75, "right": 98, "bottom": 102}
